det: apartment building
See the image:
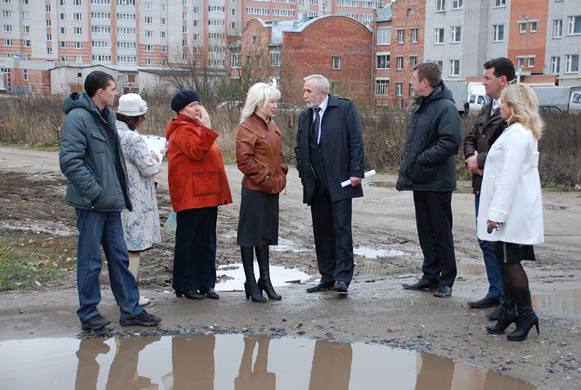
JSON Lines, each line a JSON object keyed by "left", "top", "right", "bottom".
{"left": 508, "top": 0, "right": 548, "bottom": 76}
{"left": 242, "top": 0, "right": 382, "bottom": 26}
{"left": 423, "top": 0, "right": 511, "bottom": 81}
{"left": 546, "top": 0, "right": 581, "bottom": 86}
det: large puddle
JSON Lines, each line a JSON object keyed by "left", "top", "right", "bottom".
{"left": 0, "top": 335, "right": 535, "bottom": 389}
{"left": 216, "top": 264, "right": 311, "bottom": 291}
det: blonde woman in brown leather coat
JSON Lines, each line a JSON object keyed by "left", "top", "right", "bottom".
{"left": 236, "top": 81, "right": 287, "bottom": 303}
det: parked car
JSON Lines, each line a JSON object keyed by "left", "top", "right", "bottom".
{"left": 216, "top": 100, "right": 244, "bottom": 111}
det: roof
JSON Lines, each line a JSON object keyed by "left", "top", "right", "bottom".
{"left": 250, "top": 15, "right": 372, "bottom": 45}
{"left": 375, "top": 3, "right": 393, "bottom": 22}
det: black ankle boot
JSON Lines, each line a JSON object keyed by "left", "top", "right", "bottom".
{"left": 507, "top": 288, "right": 539, "bottom": 341}
{"left": 241, "top": 247, "right": 266, "bottom": 303}
{"left": 255, "top": 246, "right": 282, "bottom": 301}
{"left": 486, "top": 304, "right": 516, "bottom": 334}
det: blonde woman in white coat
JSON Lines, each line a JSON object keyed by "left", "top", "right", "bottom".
{"left": 117, "top": 94, "right": 163, "bottom": 306}
{"left": 477, "top": 84, "right": 543, "bottom": 341}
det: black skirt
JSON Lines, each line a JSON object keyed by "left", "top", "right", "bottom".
{"left": 237, "top": 187, "right": 279, "bottom": 247}
{"left": 495, "top": 241, "right": 536, "bottom": 264}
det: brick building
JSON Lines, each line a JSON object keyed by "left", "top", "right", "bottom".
{"left": 373, "top": 0, "right": 424, "bottom": 106}
{"left": 231, "top": 15, "right": 372, "bottom": 103}
{"left": 508, "top": 0, "right": 549, "bottom": 75}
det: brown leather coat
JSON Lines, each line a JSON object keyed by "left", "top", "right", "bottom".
{"left": 463, "top": 101, "right": 506, "bottom": 195}
{"left": 236, "top": 113, "right": 288, "bottom": 194}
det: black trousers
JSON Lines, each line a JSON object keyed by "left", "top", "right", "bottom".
{"left": 310, "top": 191, "right": 354, "bottom": 285}
{"left": 413, "top": 191, "right": 457, "bottom": 288}
{"left": 173, "top": 207, "right": 217, "bottom": 292}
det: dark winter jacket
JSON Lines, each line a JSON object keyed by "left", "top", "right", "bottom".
{"left": 396, "top": 82, "right": 461, "bottom": 192}
{"left": 463, "top": 100, "right": 507, "bottom": 194}
{"left": 59, "top": 92, "right": 132, "bottom": 212}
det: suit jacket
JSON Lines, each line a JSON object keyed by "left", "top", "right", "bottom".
{"left": 463, "top": 100, "right": 507, "bottom": 195}
{"left": 294, "top": 95, "right": 364, "bottom": 204}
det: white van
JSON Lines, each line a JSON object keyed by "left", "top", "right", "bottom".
{"left": 570, "top": 91, "right": 581, "bottom": 112}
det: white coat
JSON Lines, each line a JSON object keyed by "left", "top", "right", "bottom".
{"left": 117, "top": 120, "right": 162, "bottom": 251}
{"left": 477, "top": 122, "right": 544, "bottom": 245}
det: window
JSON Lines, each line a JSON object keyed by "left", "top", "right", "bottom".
{"left": 377, "top": 28, "right": 391, "bottom": 45}
{"left": 565, "top": 54, "right": 579, "bottom": 73}
{"left": 451, "top": 26, "right": 461, "bottom": 43}
{"left": 144, "top": 16, "right": 152, "bottom": 24}
{"left": 74, "top": 0, "right": 81, "bottom": 4}
{"left": 406, "top": 8, "right": 412, "bottom": 18}
{"left": 553, "top": 19, "right": 563, "bottom": 38}
{"left": 60, "top": 27, "right": 66, "bottom": 34}
{"left": 74, "top": 41, "right": 83, "bottom": 48}
{"left": 270, "top": 51, "right": 281, "bottom": 67}
{"left": 23, "top": 69, "right": 28, "bottom": 81}
{"left": 493, "top": 24, "right": 504, "bottom": 42}
{"left": 76, "top": 55, "right": 83, "bottom": 63}
{"left": 46, "top": 19, "right": 51, "bottom": 26}
{"left": 160, "top": 31, "right": 166, "bottom": 38}
{"left": 145, "top": 44, "right": 152, "bottom": 51}
{"left": 231, "top": 53, "right": 240, "bottom": 68}
{"left": 409, "top": 83, "right": 415, "bottom": 97}
{"left": 74, "top": 27, "right": 82, "bottom": 34}
{"left": 23, "top": 39, "right": 30, "bottom": 47}
{"left": 46, "top": 33, "right": 52, "bottom": 40}
{"left": 397, "top": 28, "right": 405, "bottom": 44}
{"left": 182, "top": 25, "right": 187, "bottom": 32}
{"left": 145, "top": 58, "right": 152, "bottom": 65}
{"left": 2, "top": 10, "right": 11, "bottom": 17}
{"left": 23, "top": 25, "right": 29, "bottom": 33}
{"left": 375, "top": 79, "right": 389, "bottom": 96}
{"left": 527, "top": 57, "right": 535, "bottom": 68}
{"left": 46, "top": 4, "right": 50, "bottom": 11}
{"left": 434, "top": 28, "right": 444, "bottom": 44}
{"left": 567, "top": 16, "right": 581, "bottom": 35}
{"left": 74, "top": 13, "right": 82, "bottom": 20}
{"left": 60, "top": 13, "right": 65, "bottom": 20}
{"left": 411, "top": 27, "right": 418, "bottom": 43}
{"left": 435, "top": 0, "right": 445, "bottom": 12}
{"left": 449, "top": 59, "right": 460, "bottom": 76}
{"left": 395, "top": 82, "right": 403, "bottom": 97}
{"left": 530, "top": 21, "right": 537, "bottom": 32}
{"left": 59, "top": 41, "right": 66, "bottom": 48}
{"left": 376, "top": 53, "right": 390, "bottom": 69}
{"left": 551, "top": 56, "right": 560, "bottom": 74}
{"left": 4, "top": 39, "right": 12, "bottom": 46}
{"left": 452, "top": 0, "right": 462, "bottom": 9}
{"left": 494, "top": 0, "right": 505, "bottom": 7}
{"left": 409, "top": 55, "right": 417, "bottom": 68}
{"left": 519, "top": 22, "right": 526, "bottom": 33}
{"left": 516, "top": 57, "right": 525, "bottom": 69}
{"left": 47, "top": 47, "right": 53, "bottom": 55}
{"left": 144, "top": 2, "right": 152, "bottom": 10}
{"left": 145, "top": 30, "right": 153, "bottom": 38}
{"left": 332, "top": 56, "right": 341, "bottom": 70}
{"left": 396, "top": 56, "right": 404, "bottom": 70}
{"left": 435, "top": 60, "right": 443, "bottom": 70}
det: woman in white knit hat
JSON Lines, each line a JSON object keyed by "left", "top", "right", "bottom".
{"left": 116, "top": 93, "right": 162, "bottom": 306}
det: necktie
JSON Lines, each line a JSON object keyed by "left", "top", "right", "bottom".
{"left": 312, "top": 107, "right": 321, "bottom": 144}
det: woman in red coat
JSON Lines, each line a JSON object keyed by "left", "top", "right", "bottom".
{"left": 165, "top": 90, "right": 232, "bottom": 300}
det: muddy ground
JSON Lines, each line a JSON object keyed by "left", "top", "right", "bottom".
{"left": 0, "top": 146, "right": 580, "bottom": 389}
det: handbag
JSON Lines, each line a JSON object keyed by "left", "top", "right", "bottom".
{"left": 164, "top": 211, "right": 177, "bottom": 238}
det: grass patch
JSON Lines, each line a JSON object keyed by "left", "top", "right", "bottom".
{"left": 0, "top": 234, "right": 68, "bottom": 291}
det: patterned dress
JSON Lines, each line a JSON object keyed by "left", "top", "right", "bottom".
{"left": 117, "top": 120, "right": 162, "bottom": 251}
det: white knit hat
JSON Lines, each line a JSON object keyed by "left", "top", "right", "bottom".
{"left": 117, "top": 93, "right": 148, "bottom": 116}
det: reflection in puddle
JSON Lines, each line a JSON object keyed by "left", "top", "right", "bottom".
{"left": 533, "top": 289, "right": 581, "bottom": 315}
{"left": 216, "top": 264, "right": 310, "bottom": 291}
{"left": 354, "top": 247, "right": 408, "bottom": 259}
{"left": 0, "top": 335, "right": 535, "bottom": 390}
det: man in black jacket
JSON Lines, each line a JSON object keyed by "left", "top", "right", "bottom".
{"left": 463, "top": 58, "right": 515, "bottom": 317}
{"left": 397, "top": 63, "right": 461, "bottom": 298}
{"left": 295, "top": 74, "right": 365, "bottom": 294}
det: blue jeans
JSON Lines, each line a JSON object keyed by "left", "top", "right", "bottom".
{"left": 474, "top": 195, "right": 503, "bottom": 301}
{"left": 76, "top": 209, "right": 142, "bottom": 322}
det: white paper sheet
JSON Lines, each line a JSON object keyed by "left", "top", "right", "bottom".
{"left": 141, "top": 134, "right": 167, "bottom": 162}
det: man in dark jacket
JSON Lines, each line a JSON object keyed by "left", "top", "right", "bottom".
{"left": 397, "top": 63, "right": 461, "bottom": 298}
{"left": 59, "top": 71, "right": 161, "bottom": 330}
{"left": 463, "top": 57, "right": 515, "bottom": 318}
{"left": 295, "top": 74, "right": 365, "bottom": 294}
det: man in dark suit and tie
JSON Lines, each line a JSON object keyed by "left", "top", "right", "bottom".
{"left": 294, "top": 74, "right": 365, "bottom": 294}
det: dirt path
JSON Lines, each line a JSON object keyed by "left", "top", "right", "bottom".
{"left": 1, "top": 146, "right": 580, "bottom": 389}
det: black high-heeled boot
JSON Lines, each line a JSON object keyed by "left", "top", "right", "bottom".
{"left": 256, "top": 246, "right": 282, "bottom": 301}
{"left": 507, "top": 288, "right": 539, "bottom": 341}
{"left": 241, "top": 246, "right": 266, "bottom": 303}
{"left": 487, "top": 286, "right": 516, "bottom": 334}
{"left": 486, "top": 304, "right": 517, "bottom": 334}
